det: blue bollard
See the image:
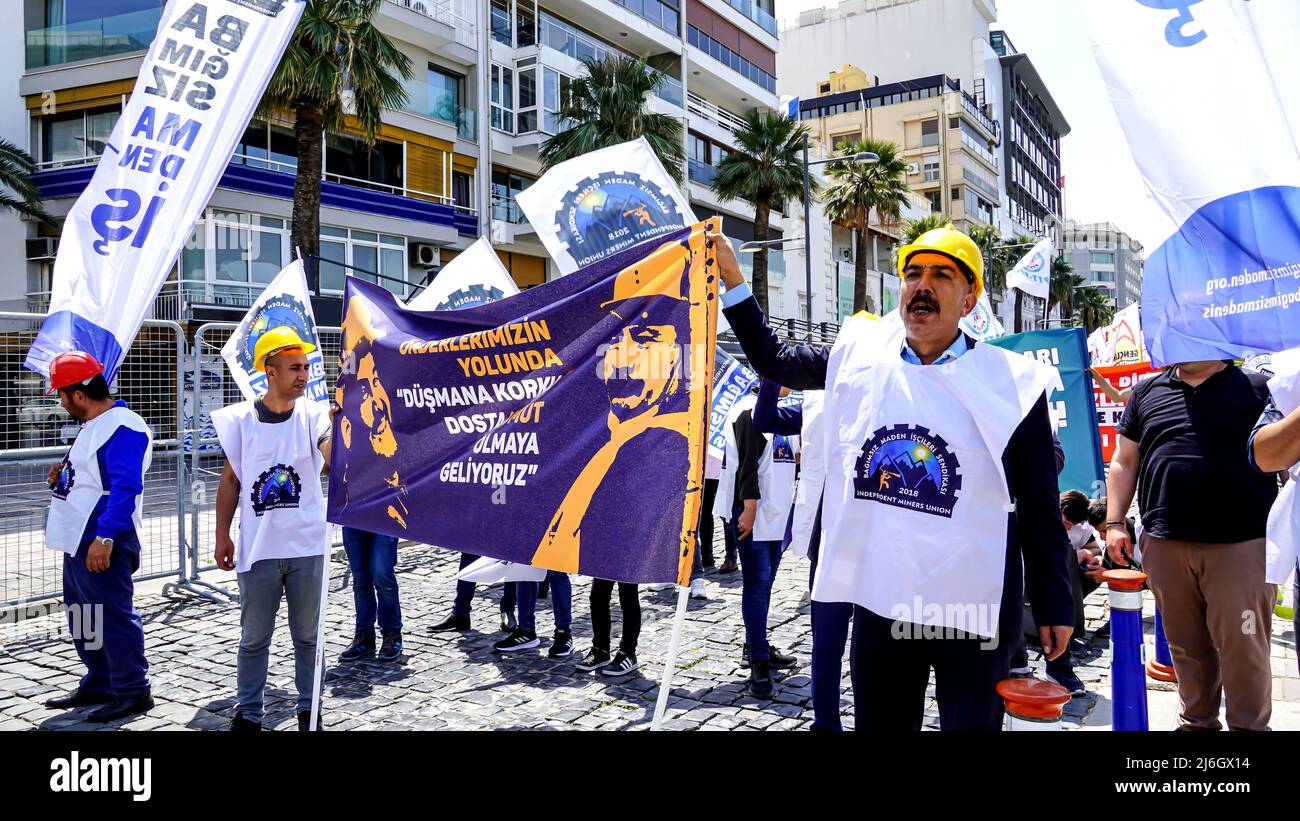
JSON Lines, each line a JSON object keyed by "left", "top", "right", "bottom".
{"left": 1146, "top": 607, "right": 1177, "bottom": 682}
{"left": 1104, "top": 569, "right": 1149, "bottom": 731}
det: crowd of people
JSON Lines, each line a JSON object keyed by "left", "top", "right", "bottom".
{"left": 32, "top": 220, "right": 1300, "bottom": 732}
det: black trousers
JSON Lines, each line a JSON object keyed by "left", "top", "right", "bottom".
{"left": 849, "top": 606, "right": 1011, "bottom": 731}
{"left": 697, "top": 478, "right": 719, "bottom": 566}
{"left": 590, "top": 579, "right": 640, "bottom": 655}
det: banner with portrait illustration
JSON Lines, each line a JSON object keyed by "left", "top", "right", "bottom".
{"left": 515, "top": 137, "right": 695, "bottom": 276}
{"left": 220, "top": 260, "right": 328, "bottom": 404}
{"left": 24, "top": 0, "right": 304, "bottom": 382}
{"left": 328, "top": 221, "right": 721, "bottom": 585}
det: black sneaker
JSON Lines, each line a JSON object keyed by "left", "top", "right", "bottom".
{"left": 741, "top": 643, "right": 798, "bottom": 669}
{"left": 575, "top": 647, "right": 611, "bottom": 672}
{"left": 1045, "top": 669, "right": 1087, "bottom": 697}
{"left": 747, "top": 660, "right": 774, "bottom": 699}
{"left": 493, "top": 628, "right": 540, "bottom": 652}
{"left": 548, "top": 631, "right": 574, "bottom": 659}
{"left": 428, "top": 613, "right": 470, "bottom": 633}
{"left": 600, "top": 652, "right": 639, "bottom": 677}
{"left": 298, "top": 710, "right": 323, "bottom": 731}
{"left": 377, "top": 630, "right": 403, "bottom": 661}
{"left": 339, "top": 633, "right": 375, "bottom": 662}
{"left": 500, "top": 610, "right": 517, "bottom": 632}
{"left": 229, "top": 713, "right": 262, "bottom": 732}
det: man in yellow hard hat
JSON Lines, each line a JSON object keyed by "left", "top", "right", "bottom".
{"left": 710, "top": 223, "right": 1074, "bottom": 731}
{"left": 212, "top": 326, "right": 336, "bottom": 731}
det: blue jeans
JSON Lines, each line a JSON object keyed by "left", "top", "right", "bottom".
{"left": 341, "top": 527, "right": 401, "bottom": 636}
{"left": 453, "top": 552, "right": 517, "bottom": 619}
{"left": 734, "top": 503, "right": 782, "bottom": 662}
{"left": 236, "top": 556, "right": 323, "bottom": 721}
{"left": 517, "top": 571, "right": 572, "bottom": 634}
{"left": 63, "top": 529, "right": 150, "bottom": 698}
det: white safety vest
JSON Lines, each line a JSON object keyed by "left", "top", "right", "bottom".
{"left": 789, "top": 391, "right": 824, "bottom": 558}
{"left": 1265, "top": 346, "right": 1300, "bottom": 584}
{"left": 45, "top": 405, "right": 153, "bottom": 555}
{"left": 713, "top": 394, "right": 756, "bottom": 520}
{"left": 812, "top": 313, "right": 1056, "bottom": 637}
{"left": 212, "top": 400, "right": 330, "bottom": 574}
{"left": 754, "top": 430, "right": 798, "bottom": 542}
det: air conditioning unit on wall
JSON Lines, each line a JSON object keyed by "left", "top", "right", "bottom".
{"left": 26, "top": 237, "right": 58, "bottom": 260}
{"left": 411, "top": 243, "right": 438, "bottom": 267}
{"left": 905, "top": 161, "right": 920, "bottom": 175}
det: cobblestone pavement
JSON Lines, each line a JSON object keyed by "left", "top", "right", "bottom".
{"left": 1, "top": 536, "right": 1296, "bottom": 731}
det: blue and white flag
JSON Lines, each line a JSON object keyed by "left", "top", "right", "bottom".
{"left": 25, "top": 0, "right": 305, "bottom": 381}
{"left": 220, "top": 260, "right": 327, "bottom": 404}
{"left": 959, "top": 289, "right": 1005, "bottom": 341}
{"left": 1087, "top": 0, "right": 1300, "bottom": 365}
{"left": 405, "top": 236, "right": 519, "bottom": 311}
{"left": 1005, "top": 238, "right": 1053, "bottom": 300}
{"left": 709, "top": 347, "right": 758, "bottom": 460}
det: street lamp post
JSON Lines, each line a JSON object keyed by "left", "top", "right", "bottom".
{"left": 741, "top": 142, "right": 877, "bottom": 325}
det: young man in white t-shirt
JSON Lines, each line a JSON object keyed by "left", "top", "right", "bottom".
{"left": 213, "top": 327, "right": 333, "bottom": 732}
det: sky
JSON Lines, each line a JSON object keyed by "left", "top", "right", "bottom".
{"left": 778, "top": 0, "right": 1165, "bottom": 252}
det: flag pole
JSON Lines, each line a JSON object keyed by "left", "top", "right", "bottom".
{"left": 651, "top": 584, "right": 690, "bottom": 731}
{"left": 309, "top": 525, "right": 331, "bottom": 730}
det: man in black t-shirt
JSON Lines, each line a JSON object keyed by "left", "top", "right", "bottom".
{"left": 1105, "top": 359, "right": 1277, "bottom": 731}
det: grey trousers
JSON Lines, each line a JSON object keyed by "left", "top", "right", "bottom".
{"left": 235, "top": 555, "right": 324, "bottom": 721}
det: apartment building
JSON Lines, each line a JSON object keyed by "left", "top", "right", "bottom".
{"left": 1063, "top": 219, "right": 1144, "bottom": 310}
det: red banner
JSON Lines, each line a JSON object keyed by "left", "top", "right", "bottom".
{"left": 1093, "top": 362, "right": 1161, "bottom": 462}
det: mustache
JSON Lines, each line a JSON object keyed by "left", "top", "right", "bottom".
{"left": 907, "top": 292, "right": 940, "bottom": 313}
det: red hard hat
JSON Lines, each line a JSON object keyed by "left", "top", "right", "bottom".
{"left": 47, "top": 351, "right": 105, "bottom": 395}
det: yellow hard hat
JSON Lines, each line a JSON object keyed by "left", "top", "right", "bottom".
{"left": 253, "top": 326, "right": 316, "bottom": 372}
{"left": 897, "top": 223, "right": 984, "bottom": 300}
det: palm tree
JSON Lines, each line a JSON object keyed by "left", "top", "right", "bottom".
{"left": 1048, "top": 255, "right": 1083, "bottom": 324}
{"left": 711, "top": 110, "right": 812, "bottom": 314}
{"left": 262, "top": 0, "right": 412, "bottom": 286}
{"left": 0, "top": 139, "right": 57, "bottom": 227}
{"left": 902, "top": 213, "right": 949, "bottom": 244}
{"left": 822, "top": 138, "right": 909, "bottom": 314}
{"left": 540, "top": 55, "right": 685, "bottom": 183}
{"left": 1074, "top": 286, "right": 1115, "bottom": 333}
{"left": 967, "top": 223, "right": 1009, "bottom": 301}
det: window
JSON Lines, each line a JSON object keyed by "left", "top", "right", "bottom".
{"left": 516, "top": 66, "right": 537, "bottom": 133}
{"left": 1090, "top": 251, "right": 1114, "bottom": 265}
{"left": 687, "top": 25, "right": 776, "bottom": 93}
{"left": 453, "top": 171, "right": 472, "bottom": 210}
{"left": 925, "top": 190, "right": 942, "bottom": 213}
{"left": 490, "top": 0, "right": 512, "bottom": 45}
{"left": 923, "top": 154, "right": 940, "bottom": 183}
{"left": 833, "top": 133, "right": 860, "bottom": 151}
{"left": 491, "top": 64, "right": 515, "bottom": 133}
{"left": 319, "top": 227, "right": 408, "bottom": 297}
{"left": 921, "top": 119, "right": 939, "bottom": 148}
{"left": 491, "top": 167, "right": 535, "bottom": 223}
{"left": 36, "top": 104, "right": 119, "bottom": 166}
{"left": 541, "top": 67, "right": 573, "bottom": 134}
{"left": 428, "top": 64, "right": 464, "bottom": 127}
{"left": 181, "top": 210, "right": 289, "bottom": 306}
{"left": 325, "top": 133, "right": 403, "bottom": 192}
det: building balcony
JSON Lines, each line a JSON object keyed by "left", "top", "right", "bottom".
{"left": 25, "top": 5, "right": 163, "bottom": 71}
{"left": 719, "top": 0, "right": 778, "bottom": 38}
{"left": 380, "top": 0, "right": 477, "bottom": 52}
{"left": 400, "top": 80, "right": 477, "bottom": 140}
{"left": 688, "top": 158, "right": 719, "bottom": 187}
{"left": 687, "top": 92, "right": 749, "bottom": 141}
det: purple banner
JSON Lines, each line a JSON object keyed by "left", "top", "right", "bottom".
{"left": 328, "top": 221, "right": 721, "bottom": 585}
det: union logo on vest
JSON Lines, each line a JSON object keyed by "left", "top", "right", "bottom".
{"left": 853, "top": 424, "right": 962, "bottom": 518}
{"left": 52, "top": 460, "right": 75, "bottom": 500}
{"left": 771, "top": 435, "right": 796, "bottom": 463}
{"left": 250, "top": 463, "right": 303, "bottom": 516}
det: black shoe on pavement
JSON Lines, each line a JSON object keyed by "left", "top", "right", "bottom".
{"left": 600, "top": 652, "right": 639, "bottom": 677}
{"left": 44, "top": 689, "right": 113, "bottom": 709}
{"left": 741, "top": 643, "right": 797, "bottom": 669}
{"left": 428, "top": 613, "right": 470, "bottom": 633}
{"left": 86, "top": 692, "right": 154, "bottom": 723}
{"left": 548, "top": 631, "right": 575, "bottom": 659}
{"left": 575, "top": 648, "right": 611, "bottom": 672}
{"left": 339, "top": 633, "right": 375, "bottom": 662}
{"left": 747, "top": 660, "right": 773, "bottom": 699}
{"left": 298, "top": 710, "right": 323, "bottom": 731}
{"left": 493, "top": 628, "right": 540, "bottom": 652}
{"left": 717, "top": 559, "right": 739, "bottom": 574}
{"left": 377, "top": 630, "right": 403, "bottom": 661}
{"left": 500, "top": 610, "right": 517, "bottom": 632}
{"left": 229, "top": 713, "right": 262, "bottom": 732}
{"left": 1046, "top": 668, "right": 1087, "bottom": 697}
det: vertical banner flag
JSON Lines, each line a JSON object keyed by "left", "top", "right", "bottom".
{"left": 1092, "top": 360, "right": 1160, "bottom": 463}
{"left": 329, "top": 220, "right": 720, "bottom": 585}
{"left": 24, "top": 0, "right": 305, "bottom": 381}
{"left": 220, "top": 260, "right": 327, "bottom": 404}
{"left": 1086, "top": 303, "right": 1146, "bottom": 368}
{"left": 709, "top": 347, "right": 759, "bottom": 460}
{"left": 959, "top": 289, "right": 1006, "bottom": 341}
{"left": 990, "top": 327, "right": 1105, "bottom": 495}
{"left": 1086, "top": 1, "right": 1300, "bottom": 364}
{"left": 515, "top": 137, "right": 696, "bottom": 275}
{"left": 405, "top": 236, "right": 520, "bottom": 311}
{"left": 1005, "top": 237, "right": 1053, "bottom": 299}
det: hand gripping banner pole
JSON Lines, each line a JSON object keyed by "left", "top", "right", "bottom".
{"left": 651, "top": 585, "right": 691, "bottom": 731}
{"left": 1103, "top": 568, "right": 1149, "bottom": 731}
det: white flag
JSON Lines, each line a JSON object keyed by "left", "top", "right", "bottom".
{"left": 405, "top": 236, "right": 519, "bottom": 311}
{"left": 959, "top": 289, "right": 1005, "bottom": 341}
{"left": 516, "top": 137, "right": 695, "bottom": 275}
{"left": 1005, "top": 238, "right": 1053, "bottom": 300}
{"left": 1086, "top": 303, "right": 1146, "bottom": 368}
{"left": 220, "top": 260, "right": 328, "bottom": 405}
{"left": 1086, "top": 0, "right": 1300, "bottom": 364}
{"left": 25, "top": 0, "right": 305, "bottom": 381}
